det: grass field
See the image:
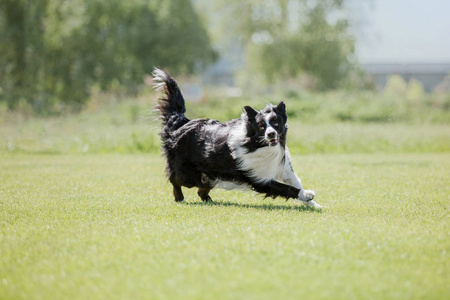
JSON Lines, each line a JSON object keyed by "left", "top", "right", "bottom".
{"left": 1, "top": 152, "right": 449, "bottom": 299}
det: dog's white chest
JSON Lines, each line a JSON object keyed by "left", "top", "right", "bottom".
{"left": 236, "top": 144, "right": 285, "bottom": 183}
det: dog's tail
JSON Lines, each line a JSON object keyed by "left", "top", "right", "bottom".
{"left": 153, "top": 68, "right": 188, "bottom": 127}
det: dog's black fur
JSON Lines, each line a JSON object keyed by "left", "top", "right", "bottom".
{"left": 153, "top": 68, "right": 317, "bottom": 206}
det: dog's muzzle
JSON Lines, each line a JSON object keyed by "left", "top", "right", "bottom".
{"left": 266, "top": 130, "right": 279, "bottom": 146}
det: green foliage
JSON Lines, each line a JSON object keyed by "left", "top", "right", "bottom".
{"left": 1, "top": 153, "right": 449, "bottom": 299}
{"left": 219, "top": 0, "right": 356, "bottom": 90}
{"left": 0, "top": 0, "right": 217, "bottom": 114}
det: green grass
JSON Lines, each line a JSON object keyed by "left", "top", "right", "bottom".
{"left": 1, "top": 153, "right": 449, "bottom": 300}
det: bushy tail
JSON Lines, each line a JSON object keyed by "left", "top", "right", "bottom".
{"left": 153, "top": 68, "right": 187, "bottom": 124}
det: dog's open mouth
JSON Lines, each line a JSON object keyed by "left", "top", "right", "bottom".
{"left": 268, "top": 138, "right": 279, "bottom": 146}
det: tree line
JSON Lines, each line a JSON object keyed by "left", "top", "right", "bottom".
{"left": 0, "top": 0, "right": 217, "bottom": 113}
{"left": 1, "top": 0, "right": 357, "bottom": 113}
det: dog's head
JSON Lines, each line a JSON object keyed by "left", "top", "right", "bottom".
{"left": 241, "top": 101, "right": 288, "bottom": 149}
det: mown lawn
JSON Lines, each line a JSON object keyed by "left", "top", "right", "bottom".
{"left": 1, "top": 153, "right": 448, "bottom": 300}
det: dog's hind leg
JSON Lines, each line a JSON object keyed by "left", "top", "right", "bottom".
{"left": 197, "top": 173, "right": 213, "bottom": 202}
{"left": 172, "top": 184, "right": 184, "bottom": 202}
{"left": 169, "top": 175, "right": 185, "bottom": 202}
{"left": 197, "top": 188, "right": 212, "bottom": 202}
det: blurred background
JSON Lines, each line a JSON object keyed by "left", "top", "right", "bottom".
{"left": 1, "top": 0, "right": 449, "bottom": 154}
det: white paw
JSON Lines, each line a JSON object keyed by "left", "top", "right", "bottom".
{"left": 298, "top": 190, "right": 322, "bottom": 208}
{"left": 303, "top": 200, "right": 323, "bottom": 209}
{"left": 298, "top": 189, "right": 315, "bottom": 202}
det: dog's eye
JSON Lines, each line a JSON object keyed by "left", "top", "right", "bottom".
{"left": 273, "top": 122, "right": 278, "bottom": 127}
{"left": 259, "top": 125, "right": 265, "bottom": 131}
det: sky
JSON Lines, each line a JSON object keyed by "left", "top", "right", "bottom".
{"left": 355, "top": 0, "right": 450, "bottom": 64}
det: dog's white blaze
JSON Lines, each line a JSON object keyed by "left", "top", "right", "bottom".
{"left": 264, "top": 114, "right": 277, "bottom": 143}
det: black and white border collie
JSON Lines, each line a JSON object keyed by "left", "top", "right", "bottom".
{"left": 153, "top": 68, "right": 322, "bottom": 208}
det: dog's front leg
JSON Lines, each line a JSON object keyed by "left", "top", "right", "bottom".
{"left": 251, "top": 180, "right": 320, "bottom": 208}
{"left": 282, "top": 170, "right": 316, "bottom": 203}
{"left": 279, "top": 149, "right": 322, "bottom": 208}
{"left": 251, "top": 180, "right": 301, "bottom": 200}
{"left": 283, "top": 168, "right": 321, "bottom": 208}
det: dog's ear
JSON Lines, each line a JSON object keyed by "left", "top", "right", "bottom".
{"left": 275, "top": 101, "right": 287, "bottom": 124}
{"left": 276, "top": 101, "right": 286, "bottom": 115}
{"left": 242, "top": 105, "right": 258, "bottom": 121}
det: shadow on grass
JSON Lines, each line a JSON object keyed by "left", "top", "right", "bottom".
{"left": 185, "top": 200, "right": 322, "bottom": 213}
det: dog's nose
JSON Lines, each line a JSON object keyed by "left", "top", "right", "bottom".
{"left": 267, "top": 131, "right": 276, "bottom": 139}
